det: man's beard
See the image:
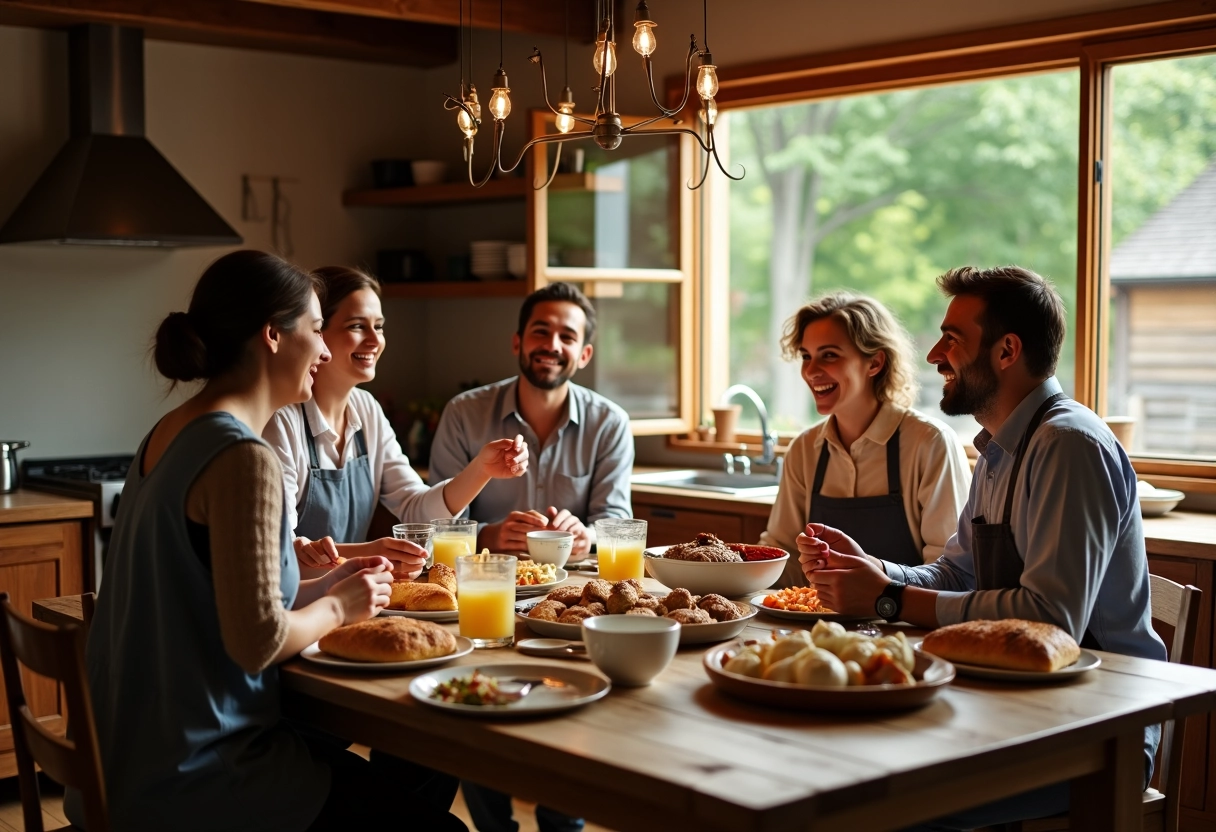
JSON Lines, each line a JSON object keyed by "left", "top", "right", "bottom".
{"left": 940, "top": 351, "right": 1000, "bottom": 417}
{"left": 519, "top": 350, "right": 577, "bottom": 391}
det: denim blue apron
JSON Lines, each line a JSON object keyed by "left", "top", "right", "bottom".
{"left": 294, "top": 404, "right": 377, "bottom": 544}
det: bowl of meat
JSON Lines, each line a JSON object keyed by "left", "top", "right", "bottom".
{"left": 643, "top": 533, "right": 789, "bottom": 597}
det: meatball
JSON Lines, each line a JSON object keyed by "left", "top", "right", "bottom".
{"left": 547, "top": 585, "right": 584, "bottom": 607}
{"left": 606, "top": 581, "right": 640, "bottom": 614}
{"left": 581, "top": 579, "right": 613, "bottom": 607}
{"left": 698, "top": 594, "right": 743, "bottom": 622}
{"left": 667, "top": 607, "right": 713, "bottom": 625}
{"left": 662, "top": 588, "right": 697, "bottom": 611}
{"left": 528, "top": 600, "right": 567, "bottom": 622}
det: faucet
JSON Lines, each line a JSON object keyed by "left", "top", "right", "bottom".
{"left": 719, "top": 384, "right": 780, "bottom": 478}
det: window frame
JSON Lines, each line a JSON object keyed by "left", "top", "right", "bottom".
{"left": 682, "top": 3, "right": 1216, "bottom": 490}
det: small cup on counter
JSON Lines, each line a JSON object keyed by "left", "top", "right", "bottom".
{"left": 526, "top": 530, "right": 574, "bottom": 568}
{"left": 581, "top": 615, "right": 679, "bottom": 686}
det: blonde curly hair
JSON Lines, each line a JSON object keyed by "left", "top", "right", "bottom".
{"left": 780, "top": 291, "right": 919, "bottom": 409}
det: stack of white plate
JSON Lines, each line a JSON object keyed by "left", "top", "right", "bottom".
{"left": 506, "top": 243, "right": 527, "bottom": 278}
{"left": 470, "top": 240, "right": 510, "bottom": 279}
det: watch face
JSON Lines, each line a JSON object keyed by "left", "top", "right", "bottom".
{"left": 876, "top": 597, "right": 898, "bottom": 619}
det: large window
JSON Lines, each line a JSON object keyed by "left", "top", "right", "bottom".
{"left": 722, "top": 72, "right": 1080, "bottom": 440}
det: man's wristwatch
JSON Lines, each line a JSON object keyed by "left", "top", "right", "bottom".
{"left": 875, "top": 581, "right": 907, "bottom": 622}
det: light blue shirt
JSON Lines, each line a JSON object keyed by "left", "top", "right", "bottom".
{"left": 884, "top": 377, "right": 1166, "bottom": 663}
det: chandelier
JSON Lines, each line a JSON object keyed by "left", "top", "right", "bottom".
{"left": 443, "top": 0, "right": 743, "bottom": 190}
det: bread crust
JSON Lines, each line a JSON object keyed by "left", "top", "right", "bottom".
{"left": 319, "top": 617, "right": 456, "bottom": 662}
{"left": 427, "top": 563, "right": 458, "bottom": 595}
{"left": 389, "top": 581, "right": 458, "bottom": 611}
{"left": 922, "top": 619, "right": 1081, "bottom": 672}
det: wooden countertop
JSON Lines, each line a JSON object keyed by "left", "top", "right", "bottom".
{"left": 0, "top": 489, "right": 93, "bottom": 525}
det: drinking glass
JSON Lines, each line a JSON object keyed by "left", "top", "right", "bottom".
{"left": 392, "top": 523, "right": 436, "bottom": 569}
{"left": 430, "top": 518, "right": 479, "bottom": 570}
{"left": 594, "top": 519, "right": 647, "bottom": 582}
{"left": 456, "top": 553, "right": 517, "bottom": 648}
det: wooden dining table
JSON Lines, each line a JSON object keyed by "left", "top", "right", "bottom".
{"left": 35, "top": 578, "right": 1216, "bottom": 832}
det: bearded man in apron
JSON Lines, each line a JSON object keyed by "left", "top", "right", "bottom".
{"left": 800, "top": 265, "right": 1167, "bottom": 831}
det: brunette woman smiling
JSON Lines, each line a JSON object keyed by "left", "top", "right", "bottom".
{"left": 761, "top": 292, "right": 971, "bottom": 587}
{"left": 72, "top": 251, "right": 466, "bottom": 831}
{"left": 263, "top": 266, "right": 528, "bottom": 576}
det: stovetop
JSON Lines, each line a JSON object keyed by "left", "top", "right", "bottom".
{"left": 24, "top": 455, "right": 134, "bottom": 486}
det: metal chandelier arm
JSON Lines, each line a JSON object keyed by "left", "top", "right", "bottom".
{"left": 706, "top": 122, "right": 745, "bottom": 181}
{"left": 443, "top": 94, "right": 479, "bottom": 127}
{"left": 463, "top": 118, "right": 506, "bottom": 188}
{"left": 530, "top": 49, "right": 596, "bottom": 128}
{"left": 534, "top": 141, "right": 564, "bottom": 190}
{"left": 497, "top": 129, "right": 597, "bottom": 175}
{"left": 641, "top": 38, "right": 699, "bottom": 119}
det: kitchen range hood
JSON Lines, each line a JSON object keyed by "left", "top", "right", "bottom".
{"left": 0, "top": 24, "right": 241, "bottom": 247}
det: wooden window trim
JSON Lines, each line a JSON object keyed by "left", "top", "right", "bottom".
{"left": 670, "top": 2, "right": 1216, "bottom": 481}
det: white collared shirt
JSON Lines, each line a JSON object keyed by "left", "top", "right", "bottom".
{"left": 263, "top": 388, "right": 453, "bottom": 535}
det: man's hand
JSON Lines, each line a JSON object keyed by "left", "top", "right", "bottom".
{"left": 294, "top": 535, "right": 339, "bottom": 569}
{"left": 476, "top": 435, "right": 529, "bottom": 480}
{"left": 547, "top": 507, "right": 592, "bottom": 560}
{"left": 798, "top": 522, "right": 885, "bottom": 573}
{"left": 807, "top": 550, "right": 892, "bottom": 616}
{"left": 479, "top": 509, "right": 549, "bottom": 553}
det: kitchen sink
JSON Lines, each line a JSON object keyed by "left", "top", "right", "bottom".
{"left": 631, "top": 469, "right": 781, "bottom": 496}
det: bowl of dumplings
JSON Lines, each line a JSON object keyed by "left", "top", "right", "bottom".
{"left": 702, "top": 621, "right": 956, "bottom": 712}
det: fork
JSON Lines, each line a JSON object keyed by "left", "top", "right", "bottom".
{"left": 497, "top": 677, "right": 567, "bottom": 701}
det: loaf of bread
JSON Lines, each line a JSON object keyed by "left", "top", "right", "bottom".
{"left": 427, "top": 563, "right": 458, "bottom": 595}
{"left": 388, "top": 581, "right": 458, "bottom": 611}
{"left": 922, "top": 619, "right": 1080, "bottom": 672}
{"left": 319, "top": 617, "right": 456, "bottom": 662}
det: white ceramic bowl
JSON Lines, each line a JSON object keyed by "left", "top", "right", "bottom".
{"left": 581, "top": 615, "right": 679, "bottom": 686}
{"left": 411, "top": 160, "right": 447, "bottom": 186}
{"left": 1139, "top": 489, "right": 1185, "bottom": 517}
{"left": 526, "top": 530, "right": 574, "bottom": 568}
{"left": 643, "top": 546, "right": 789, "bottom": 597}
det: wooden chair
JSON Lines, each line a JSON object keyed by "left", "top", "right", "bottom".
{"left": 1003, "top": 574, "right": 1202, "bottom": 832}
{"left": 0, "top": 592, "right": 108, "bottom": 832}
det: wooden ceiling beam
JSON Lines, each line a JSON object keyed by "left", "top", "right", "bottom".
{"left": 0, "top": 0, "right": 458, "bottom": 66}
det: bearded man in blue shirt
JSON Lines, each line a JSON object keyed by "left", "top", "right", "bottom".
{"left": 800, "top": 265, "right": 1167, "bottom": 830}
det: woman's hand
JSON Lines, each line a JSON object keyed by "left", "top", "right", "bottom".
{"left": 547, "top": 507, "right": 592, "bottom": 560}
{"left": 476, "top": 435, "right": 529, "bottom": 480}
{"left": 806, "top": 551, "right": 892, "bottom": 616}
{"left": 294, "top": 535, "right": 340, "bottom": 569}
{"left": 325, "top": 559, "right": 394, "bottom": 625}
{"left": 347, "top": 539, "right": 428, "bottom": 581}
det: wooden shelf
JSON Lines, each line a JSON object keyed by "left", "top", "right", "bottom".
{"left": 380, "top": 281, "right": 529, "bottom": 299}
{"left": 343, "top": 177, "right": 529, "bottom": 207}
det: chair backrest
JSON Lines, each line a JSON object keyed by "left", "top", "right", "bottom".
{"left": 1148, "top": 573, "right": 1202, "bottom": 832}
{"left": 0, "top": 592, "right": 108, "bottom": 832}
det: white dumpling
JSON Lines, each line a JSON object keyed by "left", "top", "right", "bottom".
{"left": 764, "top": 631, "right": 814, "bottom": 668}
{"left": 843, "top": 660, "right": 866, "bottom": 686}
{"left": 837, "top": 638, "right": 878, "bottom": 667}
{"left": 874, "top": 632, "right": 914, "bottom": 672}
{"left": 810, "top": 620, "right": 847, "bottom": 650}
{"left": 793, "top": 647, "right": 849, "bottom": 687}
{"left": 723, "top": 650, "right": 764, "bottom": 678}
{"left": 762, "top": 649, "right": 809, "bottom": 682}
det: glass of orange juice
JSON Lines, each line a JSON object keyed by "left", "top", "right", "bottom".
{"left": 456, "top": 553, "right": 517, "bottom": 648}
{"left": 594, "top": 519, "right": 647, "bottom": 582}
{"left": 430, "top": 518, "right": 478, "bottom": 569}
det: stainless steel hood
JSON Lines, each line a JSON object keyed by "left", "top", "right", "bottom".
{"left": 0, "top": 25, "right": 242, "bottom": 247}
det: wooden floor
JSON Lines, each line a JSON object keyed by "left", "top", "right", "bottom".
{"left": 0, "top": 773, "right": 614, "bottom": 832}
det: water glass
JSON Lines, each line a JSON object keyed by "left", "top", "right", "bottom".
{"left": 456, "top": 553, "right": 517, "bottom": 648}
{"left": 430, "top": 518, "right": 479, "bottom": 570}
{"left": 392, "top": 523, "right": 436, "bottom": 568}
{"left": 594, "top": 518, "right": 647, "bottom": 582}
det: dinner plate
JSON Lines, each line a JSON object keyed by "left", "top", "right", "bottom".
{"left": 515, "top": 597, "right": 759, "bottom": 645}
{"left": 703, "top": 643, "right": 955, "bottom": 712}
{"left": 410, "top": 662, "right": 610, "bottom": 717}
{"left": 379, "top": 607, "right": 461, "bottom": 622}
{"left": 750, "top": 594, "right": 878, "bottom": 623}
{"left": 300, "top": 636, "right": 474, "bottom": 672}
{"left": 913, "top": 643, "right": 1101, "bottom": 682}
{"left": 515, "top": 567, "right": 570, "bottom": 597}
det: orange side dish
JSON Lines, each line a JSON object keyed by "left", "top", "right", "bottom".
{"left": 762, "top": 586, "right": 830, "bottom": 613}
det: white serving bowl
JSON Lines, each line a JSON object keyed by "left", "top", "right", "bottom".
{"left": 411, "top": 160, "right": 447, "bottom": 186}
{"left": 526, "top": 530, "right": 573, "bottom": 568}
{"left": 643, "top": 546, "right": 789, "bottom": 597}
{"left": 1139, "top": 489, "right": 1185, "bottom": 517}
{"left": 581, "top": 615, "right": 679, "bottom": 686}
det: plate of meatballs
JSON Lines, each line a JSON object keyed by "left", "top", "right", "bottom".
{"left": 516, "top": 579, "right": 759, "bottom": 645}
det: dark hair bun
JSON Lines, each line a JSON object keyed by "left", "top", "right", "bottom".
{"left": 154, "top": 311, "right": 208, "bottom": 382}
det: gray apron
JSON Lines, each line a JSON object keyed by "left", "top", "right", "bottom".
{"left": 971, "top": 392, "right": 1101, "bottom": 649}
{"left": 294, "top": 404, "right": 377, "bottom": 544}
{"left": 809, "top": 427, "right": 921, "bottom": 567}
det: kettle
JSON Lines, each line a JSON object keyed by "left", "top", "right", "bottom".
{"left": 1, "top": 441, "right": 30, "bottom": 493}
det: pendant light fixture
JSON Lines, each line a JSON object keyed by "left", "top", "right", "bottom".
{"left": 442, "top": 0, "right": 742, "bottom": 189}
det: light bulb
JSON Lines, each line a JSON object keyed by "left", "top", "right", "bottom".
{"left": 466, "top": 85, "right": 482, "bottom": 121}
{"left": 457, "top": 107, "right": 477, "bottom": 138}
{"left": 702, "top": 97, "right": 717, "bottom": 125}
{"left": 489, "top": 86, "right": 511, "bottom": 120}
{"left": 556, "top": 103, "right": 576, "bottom": 134}
{"left": 593, "top": 38, "right": 618, "bottom": 77}
{"left": 696, "top": 63, "right": 719, "bottom": 99}
{"left": 633, "top": 22, "right": 656, "bottom": 56}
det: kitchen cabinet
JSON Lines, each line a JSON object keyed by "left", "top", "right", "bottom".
{"left": 631, "top": 487, "right": 771, "bottom": 547}
{"left": 0, "top": 491, "right": 91, "bottom": 779}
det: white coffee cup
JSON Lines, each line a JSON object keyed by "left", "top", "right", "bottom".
{"left": 581, "top": 615, "right": 680, "bottom": 686}
{"left": 526, "top": 530, "right": 574, "bottom": 568}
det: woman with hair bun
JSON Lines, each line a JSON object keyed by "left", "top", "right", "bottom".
{"left": 263, "top": 265, "right": 528, "bottom": 576}
{"left": 762, "top": 292, "right": 971, "bottom": 587}
{"left": 71, "top": 251, "right": 466, "bottom": 831}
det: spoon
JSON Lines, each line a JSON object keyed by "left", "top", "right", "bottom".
{"left": 516, "top": 638, "right": 589, "bottom": 659}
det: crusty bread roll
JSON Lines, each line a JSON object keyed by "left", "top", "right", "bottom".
{"left": 319, "top": 617, "right": 456, "bottom": 662}
{"left": 922, "top": 619, "right": 1080, "bottom": 672}
{"left": 427, "top": 563, "right": 458, "bottom": 595}
{"left": 388, "top": 581, "right": 457, "bottom": 611}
